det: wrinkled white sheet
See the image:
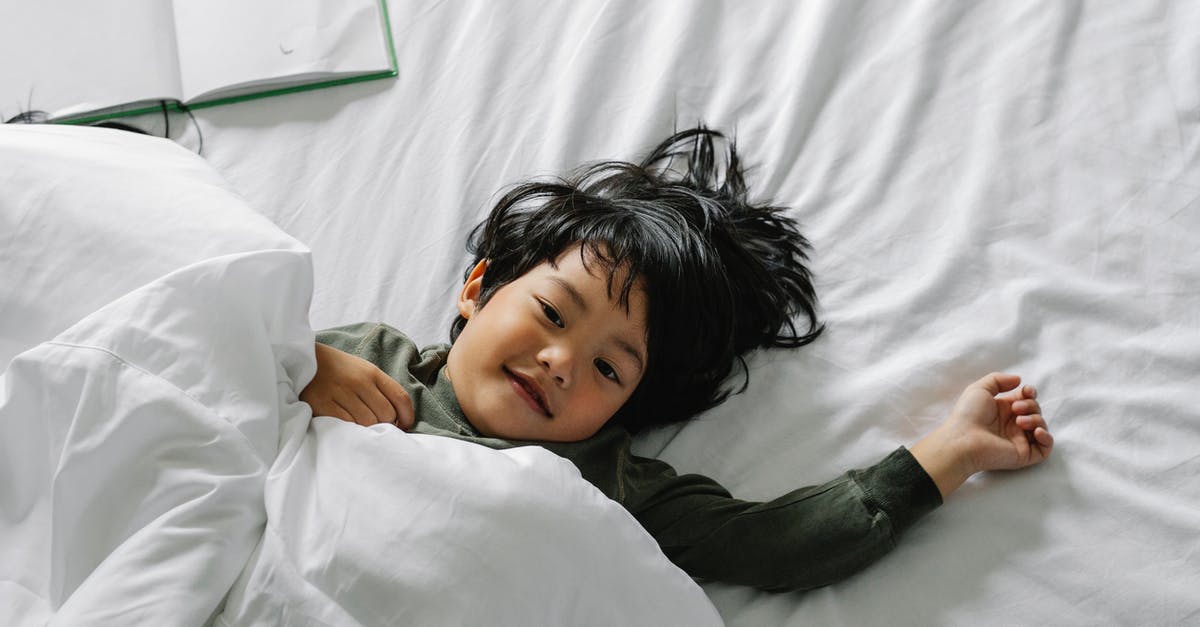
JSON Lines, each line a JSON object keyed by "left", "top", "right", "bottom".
{"left": 0, "top": 127, "right": 720, "bottom": 626}
{"left": 154, "top": 1, "right": 1197, "bottom": 624}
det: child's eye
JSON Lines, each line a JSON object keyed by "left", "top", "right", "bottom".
{"left": 594, "top": 359, "right": 620, "bottom": 383}
{"left": 540, "top": 301, "right": 564, "bottom": 328}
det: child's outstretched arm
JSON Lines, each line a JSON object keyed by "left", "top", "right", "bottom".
{"left": 909, "top": 372, "right": 1054, "bottom": 498}
{"left": 620, "top": 372, "right": 1053, "bottom": 591}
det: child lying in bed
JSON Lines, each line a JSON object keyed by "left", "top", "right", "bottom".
{"left": 300, "top": 127, "right": 1054, "bottom": 592}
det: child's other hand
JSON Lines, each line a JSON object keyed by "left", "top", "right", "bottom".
{"left": 949, "top": 372, "right": 1053, "bottom": 472}
{"left": 301, "top": 343, "right": 415, "bottom": 429}
{"left": 910, "top": 373, "right": 1054, "bottom": 498}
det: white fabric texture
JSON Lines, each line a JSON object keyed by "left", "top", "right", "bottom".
{"left": 0, "top": 125, "right": 304, "bottom": 364}
{"left": 104, "top": 1, "right": 1194, "bottom": 625}
{"left": 0, "top": 127, "right": 720, "bottom": 626}
{"left": 218, "top": 420, "right": 720, "bottom": 627}
{"left": 0, "top": 249, "right": 316, "bottom": 626}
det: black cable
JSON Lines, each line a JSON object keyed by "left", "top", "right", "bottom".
{"left": 91, "top": 120, "right": 149, "bottom": 134}
{"left": 177, "top": 102, "right": 203, "bottom": 156}
{"left": 4, "top": 110, "right": 48, "bottom": 124}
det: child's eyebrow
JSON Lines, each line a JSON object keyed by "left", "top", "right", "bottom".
{"left": 614, "top": 338, "right": 646, "bottom": 376}
{"left": 549, "top": 277, "right": 589, "bottom": 311}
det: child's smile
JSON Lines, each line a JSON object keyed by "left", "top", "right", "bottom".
{"left": 445, "top": 246, "right": 648, "bottom": 442}
{"left": 504, "top": 365, "right": 552, "bottom": 417}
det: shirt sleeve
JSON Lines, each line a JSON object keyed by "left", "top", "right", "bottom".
{"left": 621, "top": 446, "right": 942, "bottom": 592}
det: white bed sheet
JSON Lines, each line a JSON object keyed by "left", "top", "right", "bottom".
{"left": 23, "top": 1, "right": 1200, "bottom": 625}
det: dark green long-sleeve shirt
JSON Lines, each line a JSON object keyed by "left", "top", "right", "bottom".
{"left": 316, "top": 323, "right": 942, "bottom": 592}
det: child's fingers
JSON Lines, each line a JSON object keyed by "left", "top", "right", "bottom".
{"left": 975, "top": 372, "right": 1021, "bottom": 396}
{"left": 324, "top": 399, "right": 357, "bottom": 424}
{"left": 374, "top": 372, "right": 415, "bottom": 429}
{"left": 336, "top": 391, "right": 383, "bottom": 426}
{"left": 1033, "top": 426, "right": 1054, "bottom": 448}
{"left": 1012, "top": 398, "right": 1041, "bottom": 415}
{"left": 998, "top": 383, "right": 1038, "bottom": 404}
{"left": 359, "top": 388, "right": 398, "bottom": 426}
{"left": 1017, "top": 414, "right": 1054, "bottom": 456}
{"left": 1016, "top": 413, "right": 1048, "bottom": 431}
{"left": 1012, "top": 416, "right": 1054, "bottom": 465}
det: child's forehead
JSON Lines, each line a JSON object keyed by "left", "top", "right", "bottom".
{"left": 542, "top": 244, "right": 645, "bottom": 302}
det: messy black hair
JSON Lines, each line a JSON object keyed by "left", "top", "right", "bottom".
{"left": 450, "top": 126, "right": 823, "bottom": 433}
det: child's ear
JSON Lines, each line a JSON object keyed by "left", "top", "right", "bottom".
{"left": 457, "top": 259, "right": 489, "bottom": 319}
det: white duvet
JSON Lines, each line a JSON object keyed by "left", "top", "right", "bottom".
{"left": 0, "top": 126, "right": 722, "bottom": 626}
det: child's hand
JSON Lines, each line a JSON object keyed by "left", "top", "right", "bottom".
{"left": 949, "top": 372, "right": 1054, "bottom": 471}
{"left": 301, "top": 343, "right": 415, "bottom": 429}
{"left": 910, "top": 373, "right": 1054, "bottom": 498}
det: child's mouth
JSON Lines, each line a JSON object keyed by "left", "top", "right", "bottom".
{"left": 504, "top": 367, "right": 552, "bottom": 417}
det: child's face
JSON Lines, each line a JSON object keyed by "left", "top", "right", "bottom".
{"left": 445, "top": 246, "right": 648, "bottom": 442}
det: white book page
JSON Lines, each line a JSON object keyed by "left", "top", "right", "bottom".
{"left": 0, "top": 0, "right": 182, "bottom": 120}
{"left": 172, "top": 0, "right": 392, "bottom": 103}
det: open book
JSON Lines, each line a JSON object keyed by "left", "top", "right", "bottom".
{"left": 0, "top": 0, "right": 397, "bottom": 123}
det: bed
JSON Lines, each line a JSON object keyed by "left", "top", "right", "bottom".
{"left": 3, "top": 1, "right": 1199, "bottom": 625}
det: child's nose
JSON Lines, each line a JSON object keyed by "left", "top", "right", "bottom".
{"left": 538, "top": 344, "right": 574, "bottom": 387}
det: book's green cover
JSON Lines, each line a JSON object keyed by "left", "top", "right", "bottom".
{"left": 60, "top": 0, "right": 398, "bottom": 126}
